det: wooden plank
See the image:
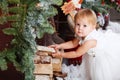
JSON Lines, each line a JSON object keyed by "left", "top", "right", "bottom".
{"left": 35, "top": 75, "right": 53, "bottom": 80}
{"left": 52, "top": 58, "right": 62, "bottom": 72}
{"left": 34, "top": 64, "right": 53, "bottom": 75}
{"left": 37, "top": 45, "right": 55, "bottom": 53}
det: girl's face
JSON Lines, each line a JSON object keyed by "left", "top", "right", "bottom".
{"left": 74, "top": 18, "right": 95, "bottom": 38}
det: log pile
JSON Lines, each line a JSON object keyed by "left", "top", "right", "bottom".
{"left": 34, "top": 46, "right": 62, "bottom": 80}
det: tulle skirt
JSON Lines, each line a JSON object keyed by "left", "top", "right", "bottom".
{"left": 79, "top": 30, "right": 120, "bottom": 80}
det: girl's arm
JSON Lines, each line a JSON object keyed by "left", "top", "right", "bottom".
{"left": 59, "top": 38, "right": 79, "bottom": 49}
{"left": 49, "top": 38, "right": 79, "bottom": 50}
{"left": 52, "top": 39, "right": 97, "bottom": 58}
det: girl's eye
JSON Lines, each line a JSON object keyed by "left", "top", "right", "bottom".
{"left": 75, "top": 23, "right": 80, "bottom": 27}
{"left": 83, "top": 25, "right": 87, "bottom": 27}
{"left": 76, "top": 23, "right": 80, "bottom": 26}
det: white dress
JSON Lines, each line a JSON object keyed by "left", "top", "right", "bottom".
{"left": 79, "top": 29, "right": 120, "bottom": 80}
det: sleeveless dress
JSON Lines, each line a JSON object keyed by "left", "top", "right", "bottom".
{"left": 79, "top": 29, "right": 120, "bottom": 80}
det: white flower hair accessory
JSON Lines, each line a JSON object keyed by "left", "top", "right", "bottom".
{"left": 97, "top": 13, "right": 105, "bottom": 27}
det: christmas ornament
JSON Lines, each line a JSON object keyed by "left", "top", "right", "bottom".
{"left": 61, "top": 0, "right": 83, "bottom": 31}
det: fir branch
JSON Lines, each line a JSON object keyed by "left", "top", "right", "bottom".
{"left": 8, "top": 0, "right": 20, "bottom": 4}
{"left": 9, "top": 7, "right": 23, "bottom": 14}
{"left": 0, "top": 0, "right": 63, "bottom": 80}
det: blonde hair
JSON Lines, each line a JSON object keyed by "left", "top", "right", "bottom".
{"left": 74, "top": 8, "right": 97, "bottom": 27}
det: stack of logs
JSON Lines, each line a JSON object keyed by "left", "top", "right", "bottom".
{"left": 34, "top": 46, "right": 62, "bottom": 80}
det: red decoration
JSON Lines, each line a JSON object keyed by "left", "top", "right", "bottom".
{"left": 67, "top": 0, "right": 71, "bottom": 2}
{"left": 101, "top": 0, "right": 105, "bottom": 5}
{"left": 79, "top": 0, "right": 83, "bottom": 4}
{"left": 116, "top": 0, "right": 120, "bottom": 5}
{"left": 61, "top": 1, "right": 76, "bottom": 15}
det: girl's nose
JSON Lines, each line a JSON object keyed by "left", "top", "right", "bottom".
{"left": 78, "top": 26, "right": 82, "bottom": 30}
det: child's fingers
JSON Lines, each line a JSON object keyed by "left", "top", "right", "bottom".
{"left": 54, "top": 47, "right": 59, "bottom": 52}
{"left": 52, "top": 53, "right": 61, "bottom": 58}
{"left": 52, "top": 49, "right": 61, "bottom": 58}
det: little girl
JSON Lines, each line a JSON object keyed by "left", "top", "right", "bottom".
{"left": 49, "top": 8, "right": 120, "bottom": 80}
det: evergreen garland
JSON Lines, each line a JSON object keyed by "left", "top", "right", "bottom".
{"left": 82, "top": 0, "right": 120, "bottom": 13}
{"left": 82, "top": 0, "right": 110, "bottom": 14}
{"left": 0, "top": 0, "right": 63, "bottom": 80}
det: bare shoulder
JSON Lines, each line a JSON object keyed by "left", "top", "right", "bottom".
{"left": 75, "top": 39, "right": 97, "bottom": 55}
{"left": 83, "top": 39, "right": 97, "bottom": 48}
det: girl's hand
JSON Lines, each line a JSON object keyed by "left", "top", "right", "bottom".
{"left": 52, "top": 48, "right": 62, "bottom": 58}
{"left": 48, "top": 44, "right": 63, "bottom": 58}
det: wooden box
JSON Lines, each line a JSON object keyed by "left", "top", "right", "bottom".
{"left": 34, "top": 55, "right": 53, "bottom": 75}
{"left": 35, "top": 75, "right": 53, "bottom": 80}
{"left": 34, "top": 63, "right": 53, "bottom": 75}
{"left": 52, "top": 58, "right": 62, "bottom": 72}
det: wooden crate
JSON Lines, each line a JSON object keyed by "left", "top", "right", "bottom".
{"left": 34, "top": 63, "right": 53, "bottom": 75}
{"left": 52, "top": 58, "right": 62, "bottom": 72}
{"left": 34, "top": 45, "right": 63, "bottom": 80}
{"left": 35, "top": 75, "right": 53, "bottom": 80}
{"left": 34, "top": 55, "right": 53, "bottom": 75}
{"left": 34, "top": 55, "right": 53, "bottom": 80}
